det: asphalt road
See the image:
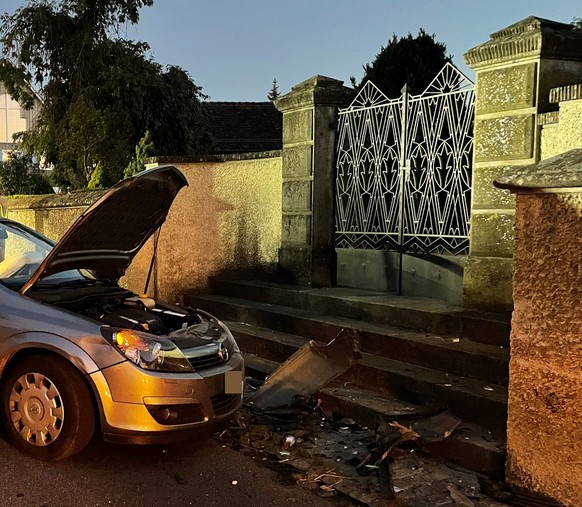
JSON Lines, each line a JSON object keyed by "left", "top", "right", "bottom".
{"left": 0, "top": 435, "right": 336, "bottom": 507}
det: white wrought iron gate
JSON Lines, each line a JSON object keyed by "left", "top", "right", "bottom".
{"left": 334, "top": 63, "right": 474, "bottom": 289}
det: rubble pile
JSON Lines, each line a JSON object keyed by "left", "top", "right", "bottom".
{"left": 217, "top": 389, "right": 507, "bottom": 506}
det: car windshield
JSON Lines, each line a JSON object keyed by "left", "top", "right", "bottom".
{"left": 0, "top": 221, "right": 91, "bottom": 288}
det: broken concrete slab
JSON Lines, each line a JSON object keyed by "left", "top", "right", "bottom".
{"left": 247, "top": 330, "right": 361, "bottom": 410}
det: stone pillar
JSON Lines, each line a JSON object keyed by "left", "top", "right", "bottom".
{"left": 463, "top": 17, "right": 582, "bottom": 311}
{"left": 495, "top": 149, "right": 582, "bottom": 506}
{"left": 274, "top": 76, "right": 353, "bottom": 286}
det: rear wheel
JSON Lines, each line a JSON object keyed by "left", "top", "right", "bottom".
{"left": 1, "top": 354, "right": 96, "bottom": 460}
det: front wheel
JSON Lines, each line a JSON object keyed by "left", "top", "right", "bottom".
{"left": 1, "top": 354, "right": 96, "bottom": 460}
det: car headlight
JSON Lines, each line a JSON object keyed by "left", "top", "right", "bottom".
{"left": 102, "top": 328, "right": 194, "bottom": 372}
{"left": 225, "top": 328, "right": 240, "bottom": 354}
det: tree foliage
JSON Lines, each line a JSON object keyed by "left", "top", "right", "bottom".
{"left": 87, "top": 161, "right": 107, "bottom": 190}
{"left": 354, "top": 29, "right": 452, "bottom": 98}
{"left": 0, "top": 0, "right": 212, "bottom": 189}
{"left": 0, "top": 152, "right": 53, "bottom": 195}
{"left": 124, "top": 130, "right": 154, "bottom": 177}
{"left": 55, "top": 97, "right": 123, "bottom": 187}
{"left": 268, "top": 78, "right": 280, "bottom": 101}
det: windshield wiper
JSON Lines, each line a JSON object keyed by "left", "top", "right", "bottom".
{"left": 35, "top": 278, "right": 101, "bottom": 289}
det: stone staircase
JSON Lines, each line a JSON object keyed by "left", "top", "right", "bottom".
{"left": 184, "top": 280, "right": 511, "bottom": 477}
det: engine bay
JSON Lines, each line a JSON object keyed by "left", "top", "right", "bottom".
{"left": 25, "top": 279, "right": 236, "bottom": 372}
{"left": 28, "top": 282, "right": 218, "bottom": 341}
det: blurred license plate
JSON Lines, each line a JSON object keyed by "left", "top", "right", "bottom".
{"left": 225, "top": 370, "right": 243, "bottom": 394}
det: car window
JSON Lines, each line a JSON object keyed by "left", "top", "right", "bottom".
{"left": 0, "top": 221, "right": 89, "bottom": 287}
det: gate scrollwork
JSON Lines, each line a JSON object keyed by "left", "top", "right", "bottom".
{"left": 335, "top": 63, "right": 474, "bottom": 256}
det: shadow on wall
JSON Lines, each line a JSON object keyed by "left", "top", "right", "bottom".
{"left": 205, "top": 209, "right": 290, "bottom": 289}
{"left": 124, "top": 157, "right": 282, "bottom": 303}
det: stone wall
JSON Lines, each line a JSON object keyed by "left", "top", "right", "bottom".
{"left": 6, "top": 191, "right": 106, "bottom": 240}
{"left": 148, "top": 153, "right": 282, "bottom": 301}
{"left": 540, "top": 84, "right": 582, "bottom": 160}
{"left": 462, "top": 17, "right": 582, "bottom": 311}
{"left": 274, "top": 75, "right": 353, "bottom": 286}
{"left": 495, "top": 149, "right": 582, "bottom": 506}
{"left": 6, "top": 152, "right": 282, "bottom": 302}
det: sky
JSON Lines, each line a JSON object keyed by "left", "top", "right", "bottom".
{"left": 2, "top": 1, "right": 582, "bottom": 102}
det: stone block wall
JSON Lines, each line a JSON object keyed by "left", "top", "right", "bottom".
{"left": 275, "top": 75, "right": 353, "bottom": 286}
{"left": 540, "top": 84, "right": 582, "bottom": 160}
{"left": 463, "top": 17, "right": 582, "bottom": 311}
{"left": 6, "top": 152, "right": 282, "bottom": 302}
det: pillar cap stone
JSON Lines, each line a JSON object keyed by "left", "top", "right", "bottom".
{"left": 464, "top": 16, "right": 582, "bottom": 69}
{"left": 549, "top": 83, "right": 582, "bottom": 103}
{"left": 494, "top": 148, "right": 582, "bottom": 191}
{"left": 274, "top": 75, "right": 354, "bottom": 112}
{"left": 538, "top": 111, "right": 559, "bottom": 126}
{"left": 290, "top": 75, "right": 344, "bottom": 91}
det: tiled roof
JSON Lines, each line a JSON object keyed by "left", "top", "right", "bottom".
{"left": 203, "top": 101, "right": 282, "bottom": 154}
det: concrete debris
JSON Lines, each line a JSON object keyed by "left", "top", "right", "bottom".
{"left": 217, "top": 390, "right": 508, "bottom": 506}
{"left": 448, "top": 485, "right": 475, "bottom": 506}
{"left": 411, "top": 410, "right": 461, "bottom": 444}
{"left": 356, "top": 409, "right": 461, "bottom": 500}
{"left": 247, "top": 329, "right": 361, "bottom": 410}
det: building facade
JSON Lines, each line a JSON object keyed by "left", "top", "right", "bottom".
{"left": 0, "top": 83, "right": 42, "bottom": 161}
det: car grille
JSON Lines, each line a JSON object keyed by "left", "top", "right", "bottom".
{"left": 211, "top": 393, "right": 240, "bottom": 417}
{"left": 186, "top": 342, "right": 234, "bottom": 371}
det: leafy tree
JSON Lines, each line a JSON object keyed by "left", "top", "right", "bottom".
{"left": 124, "top": 131, "right": 154, "bottom": 177}
{"left": 0, "top": 152, "right": 53, "bottom": 195}
{"left": 268, "top": 78, "right": 280, "bottom": 101}
{"left": 55, "top": 97, "right": 122, "bottom": 186}
{"left": 87, "top": 162, "right": 107, "bottom": 190}
{"left": 353, "top": 29, "right": 452, "bottom": 98}
{"left": 0, "top": 0, "right": 212, "bottom": 190}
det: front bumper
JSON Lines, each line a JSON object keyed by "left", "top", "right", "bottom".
{"left": 90, "top": 352, "right": 244, "bottom": 444}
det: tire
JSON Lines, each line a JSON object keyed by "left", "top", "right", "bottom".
{"left": 1, "top": 354, "right": 96, "bottom": 461}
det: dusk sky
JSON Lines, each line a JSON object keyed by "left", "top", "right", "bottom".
{"left": 2, "top": 1, "right": 582, "bottom": 101}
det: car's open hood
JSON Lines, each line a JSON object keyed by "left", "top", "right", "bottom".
{"left": 21, "top": 165, "right": 188, "bottom": 295}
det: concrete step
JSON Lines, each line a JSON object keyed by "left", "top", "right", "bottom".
{"left": 243, "top": 354, "right": 506, "bottom": 478}
{"left": 212, "top": 280, "right": 511, "bottom": 347}
{"left": 185, "top": 294, "right": 509, "bottom": 386}
{"left": 229, "top": 322, "right": 507, "bottom": 431}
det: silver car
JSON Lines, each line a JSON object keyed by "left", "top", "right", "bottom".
{"left": 0, "top": 165, "right": 244, "bottom": 460}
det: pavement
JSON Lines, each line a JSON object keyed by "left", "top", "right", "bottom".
{"left": 0, "top": 431, "right": 336, "bottom": 507}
